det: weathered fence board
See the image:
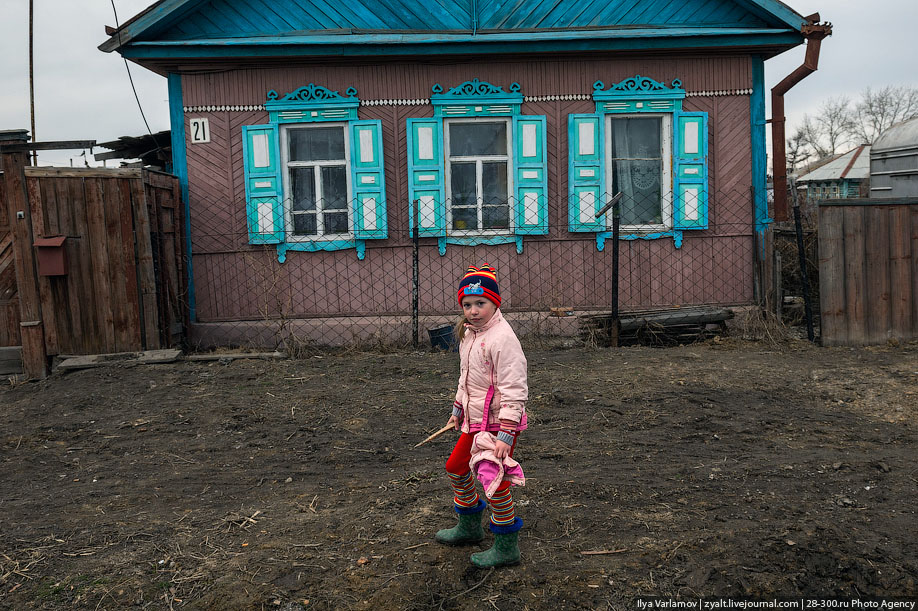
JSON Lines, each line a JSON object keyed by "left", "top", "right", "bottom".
{"left": 841, "top": 206, "right": 867, "bottom": 344}
{"left": 817, "top": 206, "right": 845, "bottom": 344}
{"left": 890, "top": 206, "right": 911, "bottom": 339}
{"left": 3, "top": 151, "right": 48, "bottom": 376}
{"left": 864, "top": 207, "right": 891, "bottom": 342}
{"left": 819, "top": 198, "right": 917, "bottom": 346}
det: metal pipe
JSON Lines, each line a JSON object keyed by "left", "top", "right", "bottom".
{"left": 595, "top": 192, "right": 623, "bottom": 347}
{"left": 412, "top": 200, "right": 420, "bottom": 348}
{"left": 610, "top": 198, "right": 621, "bottom": 347}
{"left": 789, "top": 176, "right": 815, "bottom": 342}
{"left": 29, "top": 0, "right": 37, "bottom": 166}
{"left": 770, "top": 15, "right": 832, "bottom": 222}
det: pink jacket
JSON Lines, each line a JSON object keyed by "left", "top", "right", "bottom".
{"left": 454, "top": 309, "right": 529, "bottom": 434}
{"left": 470, "top": 432, "right": 526, "bottom": 498}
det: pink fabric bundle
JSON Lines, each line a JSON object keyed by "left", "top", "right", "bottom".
{"left": 469, "top": 432, "right": 526, "bottom": 499}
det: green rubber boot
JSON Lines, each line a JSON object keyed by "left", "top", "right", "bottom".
{"left": 470, "top": 519, "right": 522, "bottom": 568}
{"left": 435, "top": 501, "right": 485, "bottom": 546}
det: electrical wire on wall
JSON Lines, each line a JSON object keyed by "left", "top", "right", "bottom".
{"left": 110, "top": 0, "right": 166, "bottom": 160}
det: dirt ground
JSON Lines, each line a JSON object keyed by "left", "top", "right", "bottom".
{"left": 1, "top": 337, "right": 917, "bottom": 610}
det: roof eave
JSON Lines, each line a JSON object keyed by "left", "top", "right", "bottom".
{"left": 117, "top": 28, "right": 805, "bottom": 65}
{"left": 733, "top": 0, "right": 808, "bottom": 30}
{"left": 99, "top": 0, "right": 199, "bottom": 53}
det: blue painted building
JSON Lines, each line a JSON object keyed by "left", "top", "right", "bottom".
{"left": 101, "top": 0, "right": 810, "bottom": 345}
{"left": 798, "top": 145, "right": 870, "bottom": 201}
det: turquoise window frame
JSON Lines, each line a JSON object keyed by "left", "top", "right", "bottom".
{"left": 570, "top": 75, "right": 709, "bottom": 251}
{"left": 594, "top": 76, "right": 684, "bottom": 250}
{"left": 242, "top": 84, "right": 387, "bottom": 262}
{"left": 408, "top": 79, "right": 547, "bottom": 255}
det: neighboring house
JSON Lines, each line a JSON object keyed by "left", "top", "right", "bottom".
{"left": 797, "top": 145, "right": 870, "bottom": 200}
{"left": 100, "top": 0, "right": 812, "bottom": 343}
{"left": 870, "top": 116, "right": 918, "bottom": 199}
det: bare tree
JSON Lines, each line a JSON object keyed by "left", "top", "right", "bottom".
{"left": 786, "top": 127, "right": 812, "bottom": 172}
{"left": 791, "top": 87, "right": 918, "bottom": 159}
{"left": 798, "top": 96, "right": 854, "bottom": 159}
{"left": 850, "top": 85, "right": 918, "bottom": 144}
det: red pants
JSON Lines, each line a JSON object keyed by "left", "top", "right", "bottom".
{"left": 445, "top": 432, "right": 518, "bottom": 494}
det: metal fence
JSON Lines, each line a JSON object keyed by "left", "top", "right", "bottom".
{"left": 186, "top": 189, "right": 760, "bottom": 350}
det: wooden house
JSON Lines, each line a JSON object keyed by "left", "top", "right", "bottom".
{"left": 797, "top": 145, "right": 870, "bottom": 201}
{"left": 100, "top": 0, "right": 812, "bottom": 345}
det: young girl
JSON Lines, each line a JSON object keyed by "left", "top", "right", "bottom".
{"left": 435, "top": 264, "right": 528, "bottom": 568}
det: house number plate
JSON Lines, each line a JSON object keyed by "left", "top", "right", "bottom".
{"left": 189, "top": 118, "right": 210, "bottom": 144}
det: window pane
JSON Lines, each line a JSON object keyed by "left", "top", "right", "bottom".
{"left": 483, "top": 205, "right": 510, "bottom": 229}
{"left": 611, "top": 117, "right": 661, "bottom": 159}
{"left": 611, "top": 117, "right": 663, "bottom": 225}
{"left": 324, "top": 212, "right": 349, "bottom": 234}
{"left": 613, "top": 160, "right": 662, "bottom": 225}
{"left": 450, "top": 162, "right": 476, "bottom": 206}
{"left": 290, "top": 167, "right": 316, "bottom": 212}
{"left": 482, "top": 162, "right": 508, "bottom": 205}
{"left": 449, "top": 122, "right": 507, "bottom": 156}
{"left": 321, "top": 165, "right": 348, "bottom": 210}
{"left": 288, "top": 126, "right": 346, "bottom": 162}
{"left": 293, "top": 212, "right": 317, "bottom": 236}
{"left": 452, "top": 207, "right": 478, "bottom": 231}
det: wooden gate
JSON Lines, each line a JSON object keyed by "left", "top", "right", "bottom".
{"left": 2, "top": 165, "right": 185, "bottom": 377}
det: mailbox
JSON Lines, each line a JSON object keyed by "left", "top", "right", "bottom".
{"left": 33, "top": 235, "right": 68, "bottom": 276}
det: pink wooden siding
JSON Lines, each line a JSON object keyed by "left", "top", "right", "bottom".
{"left": 182, "top": 56, "right": 752, "bottom": 107}
{"left": 181, "top": 55, "right": 755, "bottom": 322}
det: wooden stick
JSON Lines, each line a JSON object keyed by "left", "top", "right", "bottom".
{"left": 580, "top": 548, "right": 628, "bottom": 556}
{"left": 414, "top": 423, "right": 454, "bottom": 448}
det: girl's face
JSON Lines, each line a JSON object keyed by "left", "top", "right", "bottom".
{"left": 461, "top": 296, "right": 497, "bottom": 328}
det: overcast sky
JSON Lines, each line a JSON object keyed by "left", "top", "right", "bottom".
{"left": 1, "top": 0, "right": 915, "bottom": 167}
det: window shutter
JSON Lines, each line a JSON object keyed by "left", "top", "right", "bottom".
{"left": 568, "top": 114, "right": 606, "bottom": 232}
{"left": 242, "top": 124, "right": 284, "bottom": 244}
{"left": 673, "top": 111, "right": 709, "bottom": 230}
{"left": 349, "top": 120, "right": 387, "bottom": 239}
{"left": 512, "top": 115, "right": 548, "bottom": 235}
{"left": 407, "top": 118, "right": 446, "bottom": 238}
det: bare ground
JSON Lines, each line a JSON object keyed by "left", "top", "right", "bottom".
{"left": 1, "top": 337, "right": 917, "bottom": 610}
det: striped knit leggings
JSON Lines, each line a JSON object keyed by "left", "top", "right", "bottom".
{"left": 445, "top": 432, "right": 518, "bottom": 527}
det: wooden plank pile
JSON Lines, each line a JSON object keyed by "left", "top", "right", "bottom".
{"left": 579, "top": 306, "right": 734, "bottom": 346}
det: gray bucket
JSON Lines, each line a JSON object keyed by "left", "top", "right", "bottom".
{"left": 427, "top": 324, "right": 457, "bottom": 351}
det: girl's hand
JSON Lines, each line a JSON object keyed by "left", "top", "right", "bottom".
{"left": 447, "top": 415, "right": 460, "bottom": 431}
{"left": 494, "top": 439, "right": 511, "bottom": 459}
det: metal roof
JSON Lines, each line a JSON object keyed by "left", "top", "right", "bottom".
{"left": 99, "top": 0, "right": 808, "bottom": 60}
{"left": 872, "top": 116, "right": 918, "bottom": 153}
{"left": 798, "top": 145, "right": 870, "bottom": 182}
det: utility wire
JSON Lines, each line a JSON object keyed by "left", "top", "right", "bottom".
{"left": 110, "top": 0, "right": 166, "bottom": 161}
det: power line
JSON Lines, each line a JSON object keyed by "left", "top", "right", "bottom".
{"left": 110, "top": 0, "right": 166, "bottom": 160}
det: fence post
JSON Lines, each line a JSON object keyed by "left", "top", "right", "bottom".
{"left": 412, "top": 200, "right": 419, "bottom": 348}
{"left": 790, "top": 177, "right": 815, "bottom": 342}
{"left": 0, "top": 138, "right": 48, "bottom": 378}
{"left": 596, "top": 192, "right": 623, "bottom": 347}
{"left": 610, "top": 198, "right": 621, "bottom": 347}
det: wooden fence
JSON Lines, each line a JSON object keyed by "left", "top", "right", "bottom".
{"left": 0, "top": 167, "right": 20, "bottom": 347}
{"left": 1, "top": 161, "right": 185, "bottom": 377}
{"left": 818, "top": 198, "right": 918, "bottom": 346}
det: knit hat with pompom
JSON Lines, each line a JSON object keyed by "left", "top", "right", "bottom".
{"left": 457, "top": 264, "right": 500, "bottom": 308}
